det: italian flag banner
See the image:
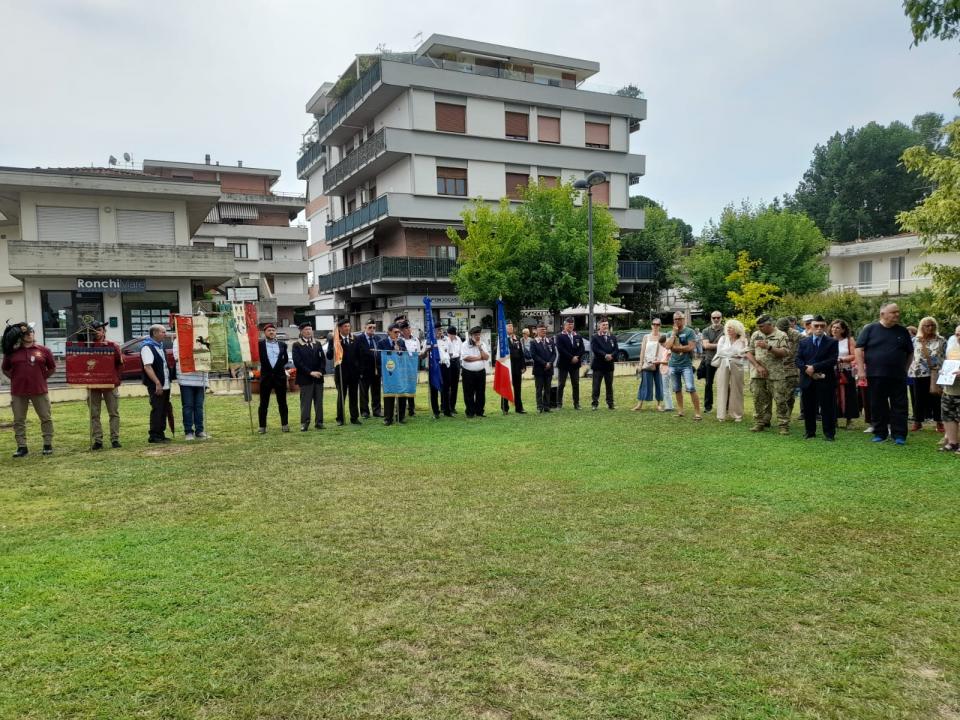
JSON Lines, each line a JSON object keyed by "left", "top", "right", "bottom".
{"left": 244, "top": 302, "right": 259, "bottom": 363}
{"left": 174, "top": 314, "right": 195, "bottom": 373}
{"left": 231, "top": 303, "right": 252, "bottom": 364}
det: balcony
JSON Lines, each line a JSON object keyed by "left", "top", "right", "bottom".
{"left": 323, "top": 129, "right": 386, "bottom": 192}
{"left": 617, "top": 261, "right": 657, "bottom": 282}
{"left": 326, "top": 195, "right": 388, "bottom": 243}
{"left": 314, "top": 62, "right": 384, "bottom": 146}
{"left": 829, "top": 277, "right": 931, "bottom": 296}
{"left": 297, "top": 141, "right": 325, "bottom": 179}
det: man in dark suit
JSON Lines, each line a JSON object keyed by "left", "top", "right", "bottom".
{"left": 529, "top": 322, "right": 556, "bottom": 413}
{"left": 590, "top": 318, "right": 619, "bottom": 410}
{"left": 291, "top": 322, "right": 325, "bottom": 431}
{"left": 257, "top": 323, "right": 290, "bottom": 433}
{"left": 356, "top": 319, "right": 382, "bottom": 418}
{"left": 325, "top": 317, "right": 362, "bottom": 425}
{"left": 795, "top": 314, "right": 839, "bottom": 440}
{"left": 501, "top": 321, "right": 527, "bottom": 415}
{"left": 555, "top": 316, "right": 586, "bottom": 410}
{"left": 378, "top": 323, "right": 408, "bottom": 425}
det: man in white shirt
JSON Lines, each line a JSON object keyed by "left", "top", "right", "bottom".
{"left": 428, "top": 326, "right": 450, "bottom": 419}
{"left": 141, "top": 324, "right": 175, "bottom": 443}
{"left": 461, "top": 325, "right": 490, "bottom": 418}
{"left": 400, "top": 321, "right": 420, "bottom": 417}
{"left": 443, "top": 326, "right": 463, "bottom": 414}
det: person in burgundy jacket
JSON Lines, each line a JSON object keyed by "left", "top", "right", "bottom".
{"left": 1, "top": 323, "right": 57, "bottom": 458}
{"left": 86, "top": 321, "right": 124, "bottom": 451}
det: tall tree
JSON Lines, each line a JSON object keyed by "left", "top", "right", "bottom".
{"left": 448, "top": 182, "right": 620, "bottom": 321}
{"left": 903, "top": 0, "right": 960, "bottom": 44}
{"left": 683, "top": 202, "right": 829, "bottom": 315}
{"left": 619, "top": 198, "right": 689, "bottom": 315}
{"left": 788, "top": 115, "right": 944, "bottom": 242}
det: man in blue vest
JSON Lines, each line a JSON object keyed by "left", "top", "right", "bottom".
{"left": 141, "top": 323, "right": 176, "bottom": 444}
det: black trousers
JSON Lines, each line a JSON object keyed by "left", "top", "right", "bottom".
{"left": 462, "top": 368, "right": 486, "bottom": 417}
{"left": 429, "top": 378, "right": 446, "bottom": 416}
{"left": 148, "top": 390, "right": 171, "bottom": 439}
{"left": 912, "top": 376, "right": 942, "bottom": 423}
{"left": 802, "top": 380, "right": 837, "bottom": 438}
{"left": 869, "top": 376, "right": 909, "bottom": 440}
{"left": 557, "top": 365, "right": 581, "bottom": 407}
{"left": 334, "top": 371, "right": 359, "bottom": 423}
{"left": 359, "top": 371, "right": 381, "bottom": 416}
{"left": 534, "top": 373, "right": 552, "bottom": 411}
{"left": 258, "top": 375, "right": 288, "bottom": 428}
{"left": 592, "top": 369, "right": 615, "bottom": 408}
{"left": 405, "top": 396, "right": 416, "bottom": 415}
{"left": 445, "top": 359, "right": 461, "bottom": 412}
{"left": 382, "top": 396, "right": 407, "bottom": 424}
{"left": 502, "top": 367, "right": 525, "bottom": 413}
{"left": 299, "top": 382, "right": 323, "bottom": 427}
{"left": 703, "top": 362, "right": 718, "bottom": 411}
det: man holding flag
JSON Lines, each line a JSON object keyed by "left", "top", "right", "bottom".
{"left": 422, "top": 298, "right": 447, "bottom": 420}
{"left": 499, "top": 317, "right": 527, "bottom": 415}
{"left": 326, "top": 318, "right": 361, "bottom": 426}
{"left": 461, "top": 326, "right": 490, "bottom": 418}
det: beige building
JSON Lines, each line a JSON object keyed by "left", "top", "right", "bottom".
{"left": 825, "top": 233, "right": 958, "bottom": 296}
{"left": 0, "top": 166, "right": 234, "bottom": 353}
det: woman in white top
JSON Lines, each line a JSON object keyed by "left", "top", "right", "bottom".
{"left": 910, "top": 316, "right": 946, "bottom": 433}
{"left": 830, "top": 319, "right": 860, "bottom": 428}
{"left": 632, "top": 320, "right": 664, "bottom": 411}
{"left": 713, "top": 319, "right": 747, "bottom": 421}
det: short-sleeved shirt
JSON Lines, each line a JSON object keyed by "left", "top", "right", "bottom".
{"left": 701, "top": 324, "right": 724, "bottom": 361}
{"left": 748, "top": 328, "right": 789, "bottom": 380}
{"left": 667, "top": 327, "right": 697, "bottom": 368}
{"left": 141, "top": 344, "right": 170, "bottom": 389}
{"left": 856, "top": 322, "right": 913, "bottom": 379}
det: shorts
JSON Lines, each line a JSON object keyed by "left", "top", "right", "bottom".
{"left": 670, "top": 365, "right": 697, "bottom": 393}
{"left": 942, "top": 393, "right": 960, "bottom": 423}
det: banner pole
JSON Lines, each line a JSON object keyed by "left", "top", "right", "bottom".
{"left": 245, "top": 364, "right": 255, "bottom": 435}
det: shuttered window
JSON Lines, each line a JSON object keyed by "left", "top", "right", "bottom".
{"left": 505, "top": 173, "right": 529, "bottom": 200}
{"left": 116, "top": 210, "right": 176, "bottom": 244}
{"left": 505, "top": 111, "right": 529, "bottom": 140}
{"left": 538, "top": 175, "right": 559, "bottom": 188}
{"left": 592, "top": 182, "right": 610, "bottom": 205}
{"left": 537, "top": 116, "right": 560, "bottom": 143}
{"left": 436, "top": 102, "right": 466, "bottom": 133}
{"left": 585, "top": 121, "right": 610, "bottom": 148}
{"left": 37, "top": 206, "right": 100, "bottom": 243}
{"left": 437, "top": 167, "right": 468, "bottom": 196}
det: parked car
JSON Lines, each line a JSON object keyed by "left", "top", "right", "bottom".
{"left": 614, "top": 330, "right": 650, "bottom": 362}
{"left": 120, "top": 336, "right": 176, "bottom": 381}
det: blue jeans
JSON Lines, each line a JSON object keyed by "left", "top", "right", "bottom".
{"left": 670, "top": 365, "right": 697, "bottom": 393}
{"left": 637, "top": 369, "right": 663, "bottom": 401}
{"left": 180, "top": 385, "right": 205, "bottom": 434}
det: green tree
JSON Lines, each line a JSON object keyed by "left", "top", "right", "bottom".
{"left": 897, "top": 118, "right": 960, "bottom": 319}
{"left": 788, "top": 115, "right": 944, "bottom": 242}
{"left": 725, "top": 252, "right": 781, "bottom": 330}
{"left": 619, "top": 199, "right": 687, "bottom": 316}
{"left": 615, "top": 84, "right": 643, "bottom": 98}
{"left": 903, "top": 0, "right": 960, "bottom": 44}
{"left": 448, "top": 182, "right": 620, "bottom": 321}
{"left": 683, "top": 203, "right": 829, "bottom": 315}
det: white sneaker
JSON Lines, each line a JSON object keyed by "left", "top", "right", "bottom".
{"left": 184, "top": 433, "right": 195, "bottom": 441}
{"left": 863, "top": 426, "right": 874, "bottom": 434}
{"left": 196, "top": 432, "right": 211, "bottom": 440}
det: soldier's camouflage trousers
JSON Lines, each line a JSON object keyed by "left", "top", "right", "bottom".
{"left": 750, "top": 377, "right": 791, "bottom": 429}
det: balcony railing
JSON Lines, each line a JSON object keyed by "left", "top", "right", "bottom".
{"left": 315, "top": 61, "right": 383, "bottom": 142}
{"left": 617, "top": 260, "right": 657, "bottom": 281}
{"left": 318, "top": 255, "right": 458, "bottom": 292}
{"left": 829, "top": 278, "right": 930, "bottom": 296}
{"left": 325, "top": 195, "right": 388, "bottom": 243}
{"left": 297, "top": 140, "right": 325, "bottom": 177}
{"left": 323, "top": 128, "right": 386, "bottom": 191}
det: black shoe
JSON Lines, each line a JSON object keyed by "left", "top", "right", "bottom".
{"left": 148, "top": 437, "right": 170, "bottom": 444}
{"left": 315, "top": 424, "right": 324, "bottom": 430}
{"left": 91, "top": 441, "right": 104, "bottom": 451}
{"left": 543, "top": 408, "right": 551, "bottom": 413}
{"left": 398, "top": 418, "right": 407, "bottom": 424}
{"left": 516, "top": 410, "right": 527, "bottom": 414}
{"left": 12, "top": 447, "right": 28, "bottom": 458}
{"left": 42, "top": 445, "right": 53, "bottom": 456}
{"left": 824, "top": 436, "right": 835, "bottom": 442}
{"left": 434, "top": 414, "right": 441, "bottom": 420}
{"left": 477, "top": 413, "right": 486, "bottom": 418}
{"left": 350, "top": 419, "right": 362, "bottom": 425}
{"left": 444, "top": 412, "right": 453, "bottom": 417}
{"left": 373, "top": 411, "right": 383, "bottom": 418}
{"left": 409, "top": 411, "right": 416, "bottom": 417}
{"left": 111, "top": 440, "right": 121, "bottom": 449}
{"left": 608, "top": 406, "right": 615, "bottom": 411}
{"left": 361, "top": 412, "right": 370, "bottom": 419}
{"left": 384, "top": 419, "right": 393, "bottom": 426}
{"left": 574, "top": 405, "right": 581, "bottom": 410}
{"left": 465, "top": 413, "right": 474, "bottom": 419}
{"left": 337, "top": 420, "right": 344, "bottom": 426}
{"left": 804, "top": 435, "right": 816, "bottom": 440}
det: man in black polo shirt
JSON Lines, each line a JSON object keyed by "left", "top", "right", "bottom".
{"left": 855, "top": 303, "right": 914, "bottom": 445}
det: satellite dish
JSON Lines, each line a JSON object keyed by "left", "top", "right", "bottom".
{"left": 108, "top": 155, "right": 118, "bottom": 166}
{"left": 123, "top": 152, "right": 131, "bottom": 162}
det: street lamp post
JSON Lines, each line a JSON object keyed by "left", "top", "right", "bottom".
{"left": 573, "top": 171, "right": 608, "bottom": 340}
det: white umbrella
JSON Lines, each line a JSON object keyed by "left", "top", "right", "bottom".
{"left": 559, "top": 303, "right": 633, "bottom": 316}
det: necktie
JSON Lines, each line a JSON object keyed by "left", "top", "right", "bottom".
{"left": 814, "top": 337, "right": 820, "bottom": 349}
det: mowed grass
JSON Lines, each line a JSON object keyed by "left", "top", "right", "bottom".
{"left": 1, "top": 379, "right": 958, "bottom": 719}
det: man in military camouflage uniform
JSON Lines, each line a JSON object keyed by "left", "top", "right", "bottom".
{"left": 777, "top": 317, "right": 801, "bottom": 417}
{"left": 746, "top": 314, "right": 791, "bottom": 434}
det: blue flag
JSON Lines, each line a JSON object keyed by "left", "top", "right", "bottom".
{"left": 423, "top": 297, "right": 444, "bottom": 392}
{"left": 381, "top": 350, "right": 418, "bottom": 397}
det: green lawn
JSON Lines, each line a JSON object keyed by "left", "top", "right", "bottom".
{"left": 1, "top": 381, "right": 958, "bottom": 719}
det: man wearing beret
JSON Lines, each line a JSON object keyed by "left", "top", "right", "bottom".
{"left": 257, "top": 323, "right": 290, "bottom": 433}
{"left": 555, "top": 316, "right": 585, "bottom": 410}
{"left": 292, "top": 322, "right": 325, "bottom": 431}
{"left": 326, "top": 317, "right": 362, "bottom": 425}
{"left": 745, "top": 314, "right": 791, "bottom": 434}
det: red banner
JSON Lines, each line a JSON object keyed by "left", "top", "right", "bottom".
{"left": 245, "top": 302, "right": 260, "bottom": 363}
{"left": 174, "top": 314, "right": 195, "bottom": 373}
{"left": 65, "top": 342, "right": 118, "bottom": 387}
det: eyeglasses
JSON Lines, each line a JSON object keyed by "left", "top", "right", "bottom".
{"left": 711, "top": 316, "right": 722, "bottom": 320}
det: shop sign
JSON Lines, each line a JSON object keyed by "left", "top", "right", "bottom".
{"left": 77, "top": 278, "right": 146, "bottom": 293}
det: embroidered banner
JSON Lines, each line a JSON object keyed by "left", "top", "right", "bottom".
{"left": 173, "top": 315, "right": 195, "bottom": 373}
{"left": 380, "top": 350, "right": 418, "bottom": 397}
{"left": 192, "top": 313, "right": 211, "bottom": 372}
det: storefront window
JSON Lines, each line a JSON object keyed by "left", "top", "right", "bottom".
{"left": 122, "top": 291, "right": 179, "bottom": 339}
{"left": 40, "top": 291, "right": 104, "bottom": 342}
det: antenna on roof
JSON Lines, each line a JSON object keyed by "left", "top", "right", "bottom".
{"left": 123, "top": 152, "right": 131, "bottom": 163}
{"left": 413, "top": 31, "right": 422, "bottom": 47}
{"left": 108, "top": 155, "right": 118, "bottom": 166}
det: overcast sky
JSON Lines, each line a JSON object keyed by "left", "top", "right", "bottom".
{"left": 1, "top": 0, "right": 956, "bottom": 233}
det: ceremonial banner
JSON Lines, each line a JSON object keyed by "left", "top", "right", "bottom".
{"left": 192, "top": 313, "right": 211, "bottom": 372}
{"left": 65, "top": 342, "right": 117, "bottom": 387}
{"left": 220, "top": 303, "right": 243, "bottom": 364}
{"left": 381, "top": 350, "right": 418, "bottom": 397}
{"left": 174, "top": 315, "right": 195, "bottom": 373}
{"left": 244, "top": 302, "right": 260, "bottom": 363}
{"left": 231, "top": 303, "right": 251, "bottom": 363}
{"left": 493, "top": 298, "right": 514, "bottom": 402}
{"left": 207, "top": 314, "right": 229, "bottom": 372}
{"left": 422, "top": 297, "right": 443, "bottom": 392}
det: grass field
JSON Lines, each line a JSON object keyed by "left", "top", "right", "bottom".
{"left": 1, "top": 380, "right": 958, "bottom": 719}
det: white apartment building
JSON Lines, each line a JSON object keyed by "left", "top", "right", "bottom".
{"left": 298, "top": 34, "right": 652, "bottom": 333}
{"left": 825, "top": 233, "right": 959, "bottom": 296}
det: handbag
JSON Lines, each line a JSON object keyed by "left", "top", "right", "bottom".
{"left": 931, "top": 372, "right": 943, "bottom": 396}
{"left": 711, "top": 354, "right": 722, "bottom": 368}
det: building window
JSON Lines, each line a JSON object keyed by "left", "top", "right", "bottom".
{"left": 505, "top": 173, "right": 529, "bottom": 200}
{"left": 537, "top": 116, "right": 560, "bottom": 144}
{"left": 437, "top": 167, "right": 467, "bottom": 196}
{"left": 229, "top": 242, "right": 248, "bottom": 259}
{"left": 591, "top": 181, "right": 610, "bottom": 206}
{"left": 538, "top": 175, "right": 559, "bottom": 188}
{"left": 429, "top": 245, "right": 458, "bottom": 260}
{"left": 36, "top": 206, "right": 100, "bottom": 243}
{"left": 889, "top": 256, "right": 905, "bottom": 280}
{"left": 858, "top": 261, "right": 873, "bottom": 287}
{"left": 505, "top": 111, "right": 529, "bottom": 140}
{"left": 436, "top": 102, "right": 466, "bottom": 133}
{"left": 40, "top": 291, "right": 104, "bottom": 341}
{"left": 122, "top": 291, "right": 179, "bottom": 339}
{"left": 585, "top": 121, "right": 610, "bottom": 149}
{"left": 262, "top": 245, "right": 273, "bottom": 261}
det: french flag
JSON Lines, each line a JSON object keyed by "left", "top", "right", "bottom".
{"left": 493, "top": 298, "right": 514, "bottom": 404}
